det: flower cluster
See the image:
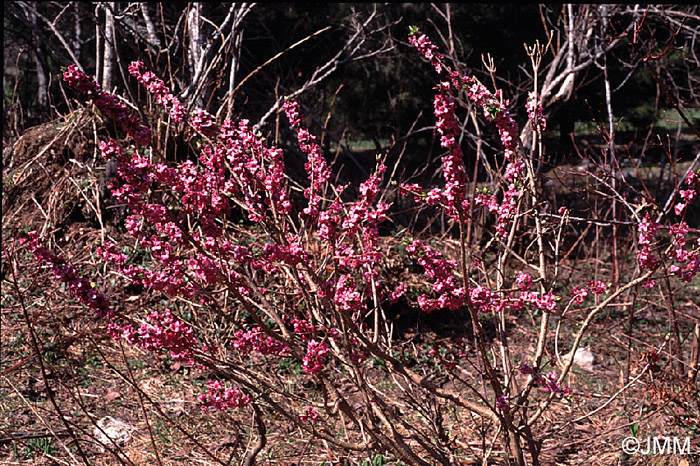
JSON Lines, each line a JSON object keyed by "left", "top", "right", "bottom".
{"left": 569, "top": 286, "right": 588, "bottom": 305}
{"left": 108, "top": 309, "right": 199, "bottom": 364}
{"left": 232, "top": 327, "right": 290, "bottom": 357}
{"left": 587, "top": 281, "right": 607, "bottom": 295}
{"left": 128, "top": 61, "right": 187, "bottom": 123}
{"left": 520, "top": 291, "right": 558, "bottom": 312}
{"left": 432, "top": 88, "right": 470, "bottom": 220}
{"left": 537, "top": 371, "right": 571, "bottom": 396}
{"left": 515, "top": 272, "right": 533, "bottom": 291}
{"left": 20, "top": 232, "right": 113, "bottom": 317}
{"left": 219, "top": 118, "right": 292, "bottom": 221}
{"left": 408, "top": 32, "right": 445, "bottom": 74}
{"left": 467, "top": 81, "right": 521, "bottom": 237}
{"left": 63, "top": 65, "right": 151, "bottom": 145}
{"left": 636, "top": 172, "right": 699, "bottom": 283}
{"left": 334, "top": 274, "right": 362, "bottom": 312}
{"left": 198, "top": 380, "right": 251, "bottom": 411}
{"left": 406, "top": 240, "right": 466, "bottom": 312}
{"left": 526, "top": 92, "right": 546, "bottom": 132}
{"left": 675, "top": 170, "right": 699, "bottom": 216}
{"left": 135, "top": 309, "right": 198, "bottom": 363}
{"left": 519, "top": 362, "right": 570, "bottom": 396}
{"left": 189, "top": 109, "right": 219, "bottom": 138}
{"left": 282, "top": 99, "right": 331, "bottom": 218}
{"left": 299, "top": 406, "right": 319, "bottom": 423}
{"left": 290, "top": 318, "right": 315, "bottom": 342}
{"left": 409, "top": 29, "right": 524, "bottom": 238}
{"left": 637, "top": 213, "right": 660, "bottom": 271}
{"left": 302, "top": 340, "right": 330, "bottom": 375}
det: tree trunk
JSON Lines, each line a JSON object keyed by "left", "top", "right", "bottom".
{"left": 28, "top": 9, "right": 48, "bottom": 112}
{"left": 187, "top": 3, "right": 204, "bottom": 108}
{"left": 102, "top": 2, "right": 116, "bottom": 91}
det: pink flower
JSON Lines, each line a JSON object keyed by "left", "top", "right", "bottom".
{"left": 638, "top": 246, "right": 659, "bottom": 270}
{"left": 515, "top": 272, "right": 532, "bottom": 291}
{"left": 526, "top": 92, "right": 546, "bottom": 131}
{"left": 63, "top": 65, "right": 151, "bottom": 145}
{"left": 496, "top": 394, "right": 509, "bottom": 410}
{"left": 291, "top": 319, "right": 315, "bottom": 342}
{"left": 20, "top": 232, "right": 113, "bottom": 318}
{"left": 302, "top": 340, "right": 330, "bottom": 375}
{"left": 520, "top": 291, "right": 558, "bottom": 312}
{"left": 537, "top": 371, "right": 570, "bottom": 396}
{"left": 570, "top": 287, "right": 588, "bottom": 305}
{"left": 198, "top": 380, "right": 250, "bottom": 411}
{"left": 638, "top": 213, "right": 659, "bottom": 243}
{"left": 283, "top": 99, "right": 331, "bottom": 219}
{"left": 680, "top": 189, "right": 696, "bottom": 203}
{"left": 406, "top": 240, "right": 466, "bottom": 312}
{"left": 334, "top": 274, "right": 361, "bottom": 312}
{"left": 232, "top": 327, "right": 289, "bottom": 357}
{"left": 388, "top": 285, "right": 407, "bottom": 303}
{"left": 469, "top": 285, "right": 496, "bottom": 312}
{"left": 409, "top": 32, "right": 445, "bottom": 74}
{"left": 300, "top": 406, "right": 319, "bottom": 423}
{"left": 135, "top": 309, "right": 198, "bottom": 363}
{"left": 519, "top": 361, "right": 535, "bottom": 375}
{"left": 587, "top": 281, "right": 607, "bottom": 295}
{"left": 128, "top": 61, "right": 187, "bottom": 124}
{"left": 675, "top": 202, "right": 686, "bottom": 216}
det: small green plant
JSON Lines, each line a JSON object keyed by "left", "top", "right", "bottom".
{"left": 127, "top": 359, "right": 146, "bottom": 369}
{"left": 360, "top": 453, "right": 388, "bottom": 466}
{"left": 371, "top": 355, "right": 387, "bottom": 369}
{"left": 278, "top": 357, "right": 303, "bottom": 375}
{"left": 629, "top": 421, "right": 640, "bottom": 437}
{"left": 21, "top": 437, "right": 56, "bottom": 458}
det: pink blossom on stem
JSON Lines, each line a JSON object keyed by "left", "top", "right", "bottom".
{"left": 496, "top": 394, "right": 509, "bottom": 410}
{"left": 388, "top": 285, "right": 407, "bottom": 303}
{"left": 302, "top": 340, "right": 329, "bottom": 375}
{"left": 198, "top": 380, "right": 250, "bottom": 411}
{"left": 569, "top": 286, "right": 588, "bottom": 305}
{"left": 20, "top": 232, "right": 113, "bottom": 318}
{"left": 128, "top": 61, "right": 187, "bottom": 124}
{"left": 408, "top": 32, "right": 445, "bottom": 74}
{"left": 520, "top": 291, "right": 558, "bottom": 312}
{"left": 282, "top": 99, "right": 331, "bottom": 218}
{"left": 638, "top": 246, "right": 659, "bottom": 271}
{"left": 406, "top": 240, "right": 467, "bottom": 312}
{"left": 526, "top": 92, "right": 546, "bottom": 131}
{"left": 135, "top": 309, "right": 198, "bottom": 363}
{"left": 638, "top": 213, "right": 659, "bottom": 246}
{"left": 587, "top": 281, "right": 607, "bottom": 295}
{"left": 232, "top": 327, "right": 289, "bottom": 357}
{"left": 519, "top": 361, "right": 535, "bottom": 375}
{"left": 537, "top": 371, "right": 570, "bottom": 396}
{"left": 334, "top": 274, "right": 362, "bottom": 312}
{"left": 63, "top": 65, "right": 151, "bottom": 145}
{"left": 299, "top": 406, "right": 319, "bottom": 423}
{"left": 515, "top": 272, "right": 533, "bottom": 291}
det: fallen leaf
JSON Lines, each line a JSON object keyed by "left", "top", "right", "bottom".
{"left": 103, "top": 389, "right": 121, "bottom": 403}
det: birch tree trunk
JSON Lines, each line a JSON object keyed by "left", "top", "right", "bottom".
{"left": 73, "top": 3, "right": 82, "bottom": 63}
{"left": 28, "top": 9, "right": 48, "bottom": 111}
{"left": 95, "top": 4, "right": 102, "bottom": 86}
{"left": 102, "top": 2, "right": 116, "bottom": 91}
{"left": 187, "top": 3, "right": 204, "bottom": 108}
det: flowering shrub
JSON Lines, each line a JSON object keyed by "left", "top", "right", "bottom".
{"left": 18, "top": 29, "right": 699, "bottom": 466}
